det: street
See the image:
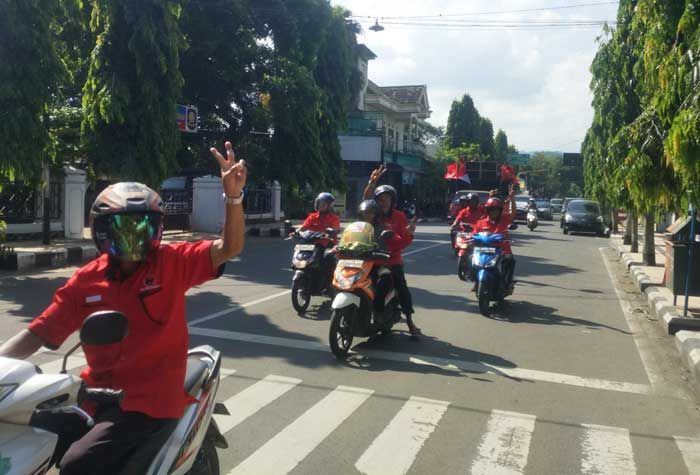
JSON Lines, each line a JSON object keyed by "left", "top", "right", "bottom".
{"left": 3, "top": 221, "right": 700, "bottom": 474}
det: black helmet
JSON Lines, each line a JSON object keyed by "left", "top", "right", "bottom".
{"left": 458, "top": 196, "right": 469, "bottom": 207}
{"left": 314, "top": 192, "right": 335, "bottom": 211}
{"left": 467, "top": 193, "right": 479, "bottom": 205}
{"left": 358, "top": 199, "right": 378, "bottom": 220}
{"left": 374, "top": 185, "right": 397, "bottom": 207}
{"left": 90, "top": 182, "right": 164, "bottom": 261}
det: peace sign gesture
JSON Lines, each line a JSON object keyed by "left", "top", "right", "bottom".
{"left": 369, "top": 164, "right": 387, "bottom": 186}
{"left": 210, "top": 141, "right": 247, "bottom": 197}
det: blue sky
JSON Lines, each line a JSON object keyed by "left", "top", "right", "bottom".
{"left": 332, "top": 1, "right": 619, "bottom": 152}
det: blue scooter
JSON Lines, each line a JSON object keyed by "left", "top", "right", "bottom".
{"left": 471, "top": 226, "right": 517, "bottom": 316}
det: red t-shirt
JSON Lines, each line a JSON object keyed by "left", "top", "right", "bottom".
{"left": 455, "top": 205, "right": 485, "bottom": 226}
{"left": 378, "top": 210, "right": 414, "bottom": 266}
{"left": 473, "top": 213, "right": 513, "bottom": 254}
{"left": 28, "top": 241, "right": 221, "bottom": 419}
{"left": 301, "top": 211, "right": 341, "bottom": 233}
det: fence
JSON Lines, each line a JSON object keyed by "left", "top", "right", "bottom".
{"left": 0, "top": 180, "right": 63, "bottom": 224}
{"left": 244, "top": 187, "right": 272, "bottom": 216}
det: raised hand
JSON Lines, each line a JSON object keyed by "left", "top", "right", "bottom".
{"left": 369, "top": 164, "right": 387, "bottom": 186}
{"left": 407, "top": 216, "right": 417, "bottom": 235}
{"left": 210, "top": 141, "right": 247, "bottom": 197}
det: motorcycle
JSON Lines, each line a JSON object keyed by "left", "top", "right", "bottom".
{"left": 0, "top": 311, "right": 228, "bottom": 475}
{"left": 288, "top": 227, "right": 338, "bottom": 315}
{"left": 527, "top": 208, "right": 538, "bottom": 231}
{"left": 402, "top": 199, "right": 417, "bottom": 219}
{"left": 471, "top": 228, "right": 517, "bottom": 316}
{"left": 453, "top": 222, "right": 474, "bottom": 281}
{"left": 328, "top": 222, "right": 401, "bottom": 359}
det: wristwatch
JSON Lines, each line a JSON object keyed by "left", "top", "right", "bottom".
{"left": 223, "top": 191, "right": 244, "bottom": 205}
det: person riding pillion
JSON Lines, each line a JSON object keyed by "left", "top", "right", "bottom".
{"left": 363, "top": 164, "right": 421, "bottom": 337}
{"left": 0, "top": 142, "right": 247, "bottom": 474}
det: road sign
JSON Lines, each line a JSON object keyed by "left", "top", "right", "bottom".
{"left": 176, "top": 104, "right": 198, "bottom": 133}
{"left": 508, "top": 153, "right": 530, "bottom": 165}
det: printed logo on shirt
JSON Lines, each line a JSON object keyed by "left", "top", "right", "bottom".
{"left": 85, "top": 295, "right": 102, "bottom": 304}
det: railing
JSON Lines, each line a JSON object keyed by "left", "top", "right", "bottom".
{"left": 0, "top": 183, "right": 36, "bottom": 224}
{"left": 346, "top": 111, "right": 384, "bottom": 135}
{"left": 162, "top": 189, "right": 193, "bottom": 214}
{"left": 403, "top": 141, "right": 426, "bottom": 157}
{"left": 244, "top": 187, "right": 272, "bottom": 216}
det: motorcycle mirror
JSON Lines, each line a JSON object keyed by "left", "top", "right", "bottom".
{"left": 80, "top": 311, "right": 129, "bottom": 346}
{"left": 509, "top": 224, "right": 519, "bottom": 231}
{"left": 325, "top": 227, "right": 337, "bottom": 236}
{"left": 380, "top": 230, "right": 396, "bottom": 240}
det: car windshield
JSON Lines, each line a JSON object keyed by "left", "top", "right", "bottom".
{"left": 551, "top": 199, "right": 563, "bottom": 205}
{"left": 568, "top": 201, "right": 600, "bottom": 214}
{"left": 536, "top": 201, "right": 549, "bottom": 207}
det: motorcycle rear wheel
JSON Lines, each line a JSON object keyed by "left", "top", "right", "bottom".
{"left": 329, "top": 308, "right": 354, "bottom": 358}
{"left": 291, "top": 279, "right": 310, "bottom": 314}
{"left": 187, "top": 438, "right": 220, "bottom": 475}
{"left": 478, "top": 282, "right": 491, "bottom": 316}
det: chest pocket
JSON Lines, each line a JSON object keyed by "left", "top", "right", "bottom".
{"left": 138, "top": 284, "right": 172, "bottom": 326}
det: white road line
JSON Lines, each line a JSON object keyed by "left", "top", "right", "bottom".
{"left": 404, "top": 242, "right": 446, "bottom": 256}
{"left": 470, "top": 409, "right": 536, "bottom": 475}
{"left": 188, "top": 290, "right": 292, "bottom": 326}
{"left": 214, "top": 374, "right": 301, "bottom": 434}
{"left": 674, "top": 436, "right": 700, "bottom": 474}
{"left": 599, "top": 247, "right": 685, "bottom": 399}
{"left": 355, "top": 396, "right": 449, "bottom": 475}
{"left": 227, "top": 385, "right": 373, "bottom": 475}
{"left": 580, "top": 423, "right": 636, "bottom": 474}
{"left": 188, "top": 326, "right": 656, "bottom": 397}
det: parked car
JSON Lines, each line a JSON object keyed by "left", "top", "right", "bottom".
{"left": 559, "top": 197, "right": 583, "bottom": 228}
{"left": 448, "top": 190, "right": 491, "bottom": 219}
{"left": 550, "top": 198, "right": 563, "bottom": 214}
{"left": 536, "top": 200, "right": 553, "bottom": 220}
{"left": 562, "top": 199, "right": 609, "bottom": 236}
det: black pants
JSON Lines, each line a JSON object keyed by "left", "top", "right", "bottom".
{"left": 502, "top": 254, "right": 516, "bottom": 288}
{"left": 391, "top": 265, "right": 414, "bottom": 316}
{"left": 35, "top": 404, "right": 176, "bottom": 475}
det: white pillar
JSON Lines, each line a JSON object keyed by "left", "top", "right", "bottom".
{"left": 63, "top": 166, "right": 87, "bottom": 239}
{"left": 192, "top": 175, "right": 224, "bottom": 233}
{"left": 271, "top": 181, "right": 282, "bottom": 221}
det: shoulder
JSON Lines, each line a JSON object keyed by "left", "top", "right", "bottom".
{"left": 72, "top": 254, "right": 108, "bottom": 282}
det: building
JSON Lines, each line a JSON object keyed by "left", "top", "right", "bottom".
{"left": 337, "top": 45, "right": 432, "bottom": 216}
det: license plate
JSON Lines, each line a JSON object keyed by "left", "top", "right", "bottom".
{"left": 474, "top": 247, "right": 496, "bottom": 254}
{"left": 295, "top": 244, "right": 315, "bottom": 252}
{"left": 337, "top": 259, "right": 364, "bottom": 268}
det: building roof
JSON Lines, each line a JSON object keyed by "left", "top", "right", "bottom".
{"left": 379, "top": 85, "right": 426, "bottom": 104}
{"left": 356, "top": 44, "right": 377, "bottom": 61}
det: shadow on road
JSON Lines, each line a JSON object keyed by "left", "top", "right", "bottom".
{"left": 0, "top": 275, "right": 69, "bottom": 323}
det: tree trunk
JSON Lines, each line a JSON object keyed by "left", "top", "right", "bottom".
{"left": 643, "top": 211, "right": 656, "bottom": 266}
{"left": 631, "top": 209, "right": 639, "bottom": 253}
{"left": 611, "top": 209, "right": 618, "bottom": 234}
{"left": 623, "top": 211, "right": 632, "bottom": 245}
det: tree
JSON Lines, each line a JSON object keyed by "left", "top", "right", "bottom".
{"left": 495, "top": 129, "right": 509, "bottom": 162}
{"left": 82, "top": 0, "right": 185, "bottom": 187}
{"left": 478, "top": 118, "right": 496, "bottom": 160}
{"left": 445, "top": 94, "right": 481, "bottom": 149}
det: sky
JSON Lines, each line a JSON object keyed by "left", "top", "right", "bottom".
{"left": 330, "top": 0, "right": 619, "bottom": 152}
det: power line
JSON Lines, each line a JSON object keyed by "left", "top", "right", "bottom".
{"left": 351, "top": 1, "right": 619, "bottom": 20}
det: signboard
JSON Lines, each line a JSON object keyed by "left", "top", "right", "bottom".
{"left": 508, "top": 153, "right": 530, "bottom": 165}
{"left": 176, "top": 104, "right": 198, "bottom": 133}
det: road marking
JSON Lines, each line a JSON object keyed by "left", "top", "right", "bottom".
{"left": 227, "top": 385, "right": 373, "bottom": 475}
{"left": 189, "top": 243, "right": 442, "bottom": 327}
{"left": 580, "top": 423, "right": 636, "bottom": 474}
{"left": 599, "top": 247, "right": 687, "bottom": 399}
{"left": 188, "top": 326, "right": 656, "bottom": 396}
{"left": 214, "top": 374, "right": 301, "bottom": 434}
{"left": 355, "top": 396, "right": 449, "bottom": 475}
{"left": 470, "top": 409, "right": 535, "bottom": 475}
{"left": 674, "top": 436, "right": 700, "bottom": 474}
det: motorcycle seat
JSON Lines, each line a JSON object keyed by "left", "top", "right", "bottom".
{"left": 184, "top": 357, "right": 209, "bottom": 397}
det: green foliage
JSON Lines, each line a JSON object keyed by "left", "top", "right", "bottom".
{"left": 495, "top": 129, "right": 509, "bottom": 162}
{"left": 446, "top": 94, "right": 502, "bottom": 159}
{"left": 566, "top": 183, "right": 583, "bottom": 198}
{"left": 478, "top": 118, "right": 496, "bottom": 160}
{"left": 522, "top": 152, "right": 564, "bottom": 197}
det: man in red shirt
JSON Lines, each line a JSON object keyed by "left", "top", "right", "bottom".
{"left": 473, "top": 187, "right": 517, "bottom": 290}
{"left": 0, "top": 141, "right": 247, "bottom": 474}
{"left": 363, "top": 165, "right": 420, "bottom": 337}
{"left": 297, "top": 192, "right": 341, "bottom": 234}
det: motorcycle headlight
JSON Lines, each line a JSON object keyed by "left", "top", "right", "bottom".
{"left": 292, "top": 257, "right": 307, "bottom": 268}
{"left": 0, "top": 384, "right": 18, "bottom": 403}
{"left": 485, "top": 255, "right": 500, "bottom": 268}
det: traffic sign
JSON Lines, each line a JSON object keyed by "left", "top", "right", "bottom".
{"left": 508, "top": 153, "right": 530, "bottom": 165}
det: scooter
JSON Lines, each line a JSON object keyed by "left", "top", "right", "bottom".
{"left": 0, "top": 311, "right": 228, "bottom": 475}
{"left": 453, "top": 222, "right": 473, "bottom": 281}
{"left": 471, "top": 228, "right": 517, "bottom": 316}
{"left": 328, "top": 222, "right": 401, "bottom": 358}
{"left": 288, "top": 227, "right": 338, "bottom": 314}
{"left": 527, "top": 208, "right": 538, "bottom": 231}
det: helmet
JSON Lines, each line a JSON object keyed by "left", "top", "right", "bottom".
{"left": 529, "top": 198, "right": 536, "bottom": 203}
{"left": 374, "top": 185, "right": 397, "bottom": 207}
{"left": 458, "top": 196, "right": 469, "bottom": 207}
{"left": 466, "top": 193, "right": 479, "bottom": 206}
{"left": 485, "top": 197, "right": 504, "bottom": 210}
{"left": 358, "top": 199, "right": 378, "bottom": 217}
{"left": 314, "top": 192, "right": 335, "bottom": 211}
{"left": 90, "top": 182, "right": 164, "bottom": 261}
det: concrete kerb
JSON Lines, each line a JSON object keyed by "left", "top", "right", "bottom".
{"left": 13, "top": 245, "right": 98, "bottom": 272}
{"left": 610, "top": 236, "right": 700, "bottom": 389}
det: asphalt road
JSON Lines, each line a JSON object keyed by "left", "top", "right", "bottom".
{"left": 3, "top": 219, "right": 700, "bottom": 474}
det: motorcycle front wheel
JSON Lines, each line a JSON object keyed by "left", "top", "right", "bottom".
{"left": 291, "top": 278, "right": 310, "bottom": 314}
{"left": 478, "top": 282, "right": 491, "bottom": 316}
{"left": 457, "top": 255, "right": 468, "bottom": 281}
{"left": 187, "top": 439, "right": 220, "bottom": 475}
{"left": 329, "top": 308, "right": 354, "bottom": 358}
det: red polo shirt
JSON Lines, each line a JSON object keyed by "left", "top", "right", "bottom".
{"left": 301, "top": 211, "right": 340, "bottom": 233}
{"left": 28, "top": 241, "right": 221, "bottom": 419}
{"left": 473, "top": 213, "right": 514, "bottom": 254}
{"left": 379, "top": 209, "right": 414, "bottom": 266}
{"left": 454, "top": 205, "right": 486, "bottom": 226}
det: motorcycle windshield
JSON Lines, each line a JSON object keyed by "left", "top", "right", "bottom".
{"left": 472, "top": 232, "right": 504, "bottom": 246}
{"left": 338, "top": 221, "right": 377, "bottom": 253}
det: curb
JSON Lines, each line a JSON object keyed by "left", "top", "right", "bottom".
{"left": 610, "top": 238, "right": 700, "bottom": 387}
{"left": 12, "top": 245, "right": 98, "bottom": 272}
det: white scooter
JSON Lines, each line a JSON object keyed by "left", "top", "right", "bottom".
{"left": 527, "top": 208, "right": 538, "bottom": 231}
{"left": 0, "top": 311, "right": 228, "bottom": 475}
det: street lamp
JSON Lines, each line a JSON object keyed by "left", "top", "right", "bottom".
{"left": 369, "top": 19, "right": 385, "bottom": 32}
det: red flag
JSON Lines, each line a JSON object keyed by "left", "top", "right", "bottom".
{"left": 444, "top": 163, "right": 458, "bottom": 180}
{"left": 444, "top": 162, "right": 471, "bottom": 183}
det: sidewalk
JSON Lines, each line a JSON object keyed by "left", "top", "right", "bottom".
{"left": 610, "top": 232, "right": 700, "bottom": 387}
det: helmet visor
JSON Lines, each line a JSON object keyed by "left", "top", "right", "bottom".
{"left": 95, "top": 213, "right": 162, "bottom": 261}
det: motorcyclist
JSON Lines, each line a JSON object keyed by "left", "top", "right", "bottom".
{"left": 451, "top": 193, "right": 485, "bottom": 239}
{"left": 294, "top": 192, "right": 340, "bottom": 284}
{"left": 0, "top": 142, "right": 247, "bottom": 474}
{"left": 527, "top": 198, "right": 538, "bottom": 211}
{"left": 472, "top": 185, "right": 517, "bottom": 291}
{"left": 363, "top": 165, "right": 420, "bottom": 337}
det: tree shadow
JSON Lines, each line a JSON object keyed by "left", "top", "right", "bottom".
{"left": 517, "top": 279, "right": 604, "bottom": 295}
{"left": 0, "top": 275, "right": 69, "bottom": 324}
{"left": 487, "top": 300, "right": 632, "bottom": 334}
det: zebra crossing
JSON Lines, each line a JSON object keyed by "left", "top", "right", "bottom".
{"left": 29, "top": 354, "right": 700, "bottom": 474}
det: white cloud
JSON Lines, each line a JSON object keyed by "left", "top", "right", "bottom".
{"left": 332, "top": 0, "right": 617, "bottom": 152}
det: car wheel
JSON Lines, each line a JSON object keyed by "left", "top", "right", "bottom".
{"left": 563, "top": 226, "right": 569, "bottom": 235}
